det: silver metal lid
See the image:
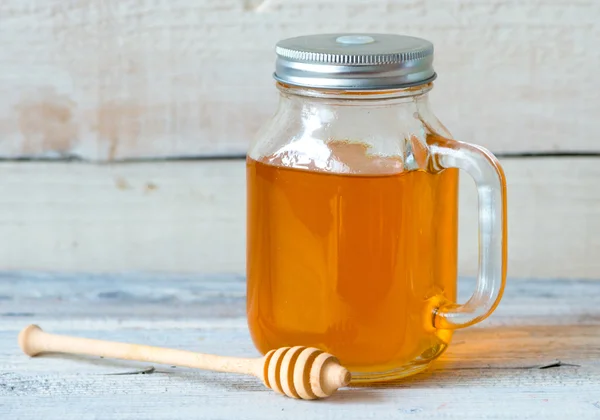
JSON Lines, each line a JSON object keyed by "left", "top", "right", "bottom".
{"left": 274, "top": 33, "right": 436, "bottom": 90}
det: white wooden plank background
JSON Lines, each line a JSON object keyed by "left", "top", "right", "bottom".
{"left": 0, "top": 0, "right": 598, "bottom": 160}
{"left": 1, "top": 274, "right": 599, "bottom": 419}
{"left": 1, "top": 157, "right": 599, "bottom": 279}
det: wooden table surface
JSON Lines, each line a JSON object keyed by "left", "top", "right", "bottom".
{"left": 1, "top": 273, "right": 599, "bottom": 419}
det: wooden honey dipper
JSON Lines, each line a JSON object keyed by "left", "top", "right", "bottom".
{"left": 18, "top": 324, "right": 350, "bottom": 400}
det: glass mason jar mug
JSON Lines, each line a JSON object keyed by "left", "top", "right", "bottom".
{"left": 246, "top": 33, "right": 507, "bottom": 383}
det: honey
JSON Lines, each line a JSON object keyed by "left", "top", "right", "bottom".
{"left": 246, "top": 32, "right": 508, "bottom": 381}
{"left": 246, "top": 141, "right": 459, "bottom": 377}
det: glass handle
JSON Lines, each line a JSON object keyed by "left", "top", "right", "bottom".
{"left": 430, "top": 138, "right": 508, "bottom": 329}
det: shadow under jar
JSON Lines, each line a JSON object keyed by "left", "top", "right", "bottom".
{"left": 246, "top": 33, "right": 507, "bottom": 383}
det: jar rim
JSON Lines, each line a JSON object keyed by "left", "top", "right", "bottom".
{"left": 275, "top": 81, "right": 434, "bottom": 100}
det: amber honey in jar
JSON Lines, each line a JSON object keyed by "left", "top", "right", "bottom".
{"left": 246, "top": 33, "right": 507, "bottom": 383}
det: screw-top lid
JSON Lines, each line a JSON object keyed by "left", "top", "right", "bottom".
{"left": 274, "top": 33, "right": 436, "bottom": 90}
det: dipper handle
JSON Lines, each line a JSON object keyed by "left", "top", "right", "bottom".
{"left": 19, "top": 324, "right": 258, "bottom": 375}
